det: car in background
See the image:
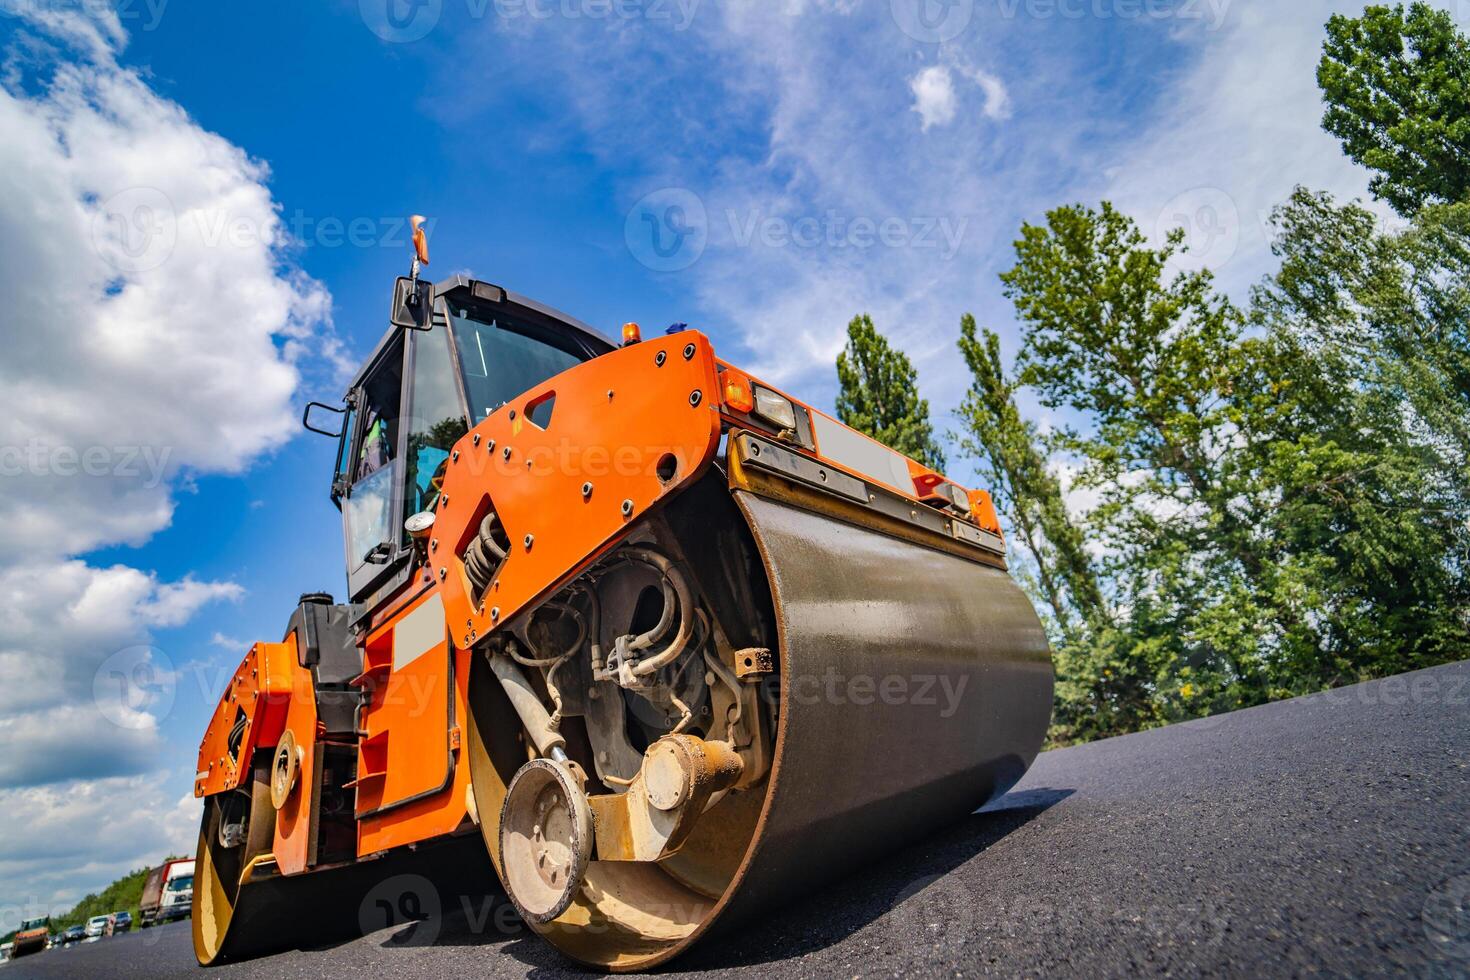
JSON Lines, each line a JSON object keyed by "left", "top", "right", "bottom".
{"left": 111, "top": 910, "right": 133, "bottom": 933}
{"left": 59, "top": 924, "right": 86, "bottom": 945}
{"left": 12, "top": 916, "right": 50, "bottom": 957}
{"left": 1, "top": 941, "right": 13, "bottom": 960}
{"left": 83, "top": 914, "right": 113, "bottom": 939}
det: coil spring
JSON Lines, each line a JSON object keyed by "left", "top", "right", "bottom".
{"left": 464, "top": 511, "right": 508, "bottom": 598}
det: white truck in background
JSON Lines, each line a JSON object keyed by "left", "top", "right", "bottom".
{"left": 139, "top": 858, "right": 195, "bottom": 926}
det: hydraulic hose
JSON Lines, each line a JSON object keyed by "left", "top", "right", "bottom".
{"left": 602, "top": 547, "right": 697, "bottom": 679}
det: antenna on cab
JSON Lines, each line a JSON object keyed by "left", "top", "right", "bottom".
{"left": 390, "top": 215, "right": 435, "bottom": 332}
{"left": 410, "top": 214, "right": 430, "bottom": 284}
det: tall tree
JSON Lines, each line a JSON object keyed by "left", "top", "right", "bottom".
{"left": 1247, "top": 188, "right": 1470, "bottom": 681}
{"left": 998, "top": 202, "right": 1283, "bottom": 728}
{"left": 956, "top": 315, "right": 1134, "bottom": 744}
{"left": 836, "top": 313, "right": 946, "bottom": 471}
{"left": 955, "top": 315, "right": 1107, "bottom": 637}
{"left": 1319, "top": 3, "right": 1470, "bottom": 216}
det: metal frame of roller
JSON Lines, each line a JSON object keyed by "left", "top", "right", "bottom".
{"left": 191, "top": 257, "right": 1053, "bottom": 971}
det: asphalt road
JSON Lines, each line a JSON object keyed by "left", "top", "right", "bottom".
{"left": 9, "top": 660, "right": 1468, "bottom": 978}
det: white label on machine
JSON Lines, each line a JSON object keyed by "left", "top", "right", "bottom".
{"left": 394, "top": 592, "right": 446, "bottom": 671}
{"left": 809, "top": 411, "right": 915, "bottom": 494}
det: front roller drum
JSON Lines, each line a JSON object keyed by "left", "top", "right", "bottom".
{"left": 468, "top": 489, "right": 1054, "bottom": 971}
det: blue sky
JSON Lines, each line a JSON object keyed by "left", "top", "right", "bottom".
{"left": 0, "top": 0, "right": 1432, "bottom": 923}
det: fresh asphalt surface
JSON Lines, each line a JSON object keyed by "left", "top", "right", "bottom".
{"left": 9, "top": 660, "right": 1468, "bottom": 978}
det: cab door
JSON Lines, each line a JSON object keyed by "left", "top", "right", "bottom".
{"left": 341, "top": 332, "right": 408, "bottom": 604}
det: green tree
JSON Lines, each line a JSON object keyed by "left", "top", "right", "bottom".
{"left": 996, "top": 202, "right": 1284, "bottom": 733}
{"left": 955, "top": 315, "right": 1107, "bottom": 638}
{"left": 835, "top": 313, "right": 946, "bottom": 471}
{"left": 1246, "top": 188, "right": 1470, "bottom": 680}
{"left": 1319, "top": 3, "right": 1470, "bottom": 216}
{"left": 964, "top": 196, "right": 1470, "bottom": 744}
{"left": 955, "top": 315, "right": 1138, "bottom": 744}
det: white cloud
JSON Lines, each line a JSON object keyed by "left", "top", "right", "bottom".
{"left": 438, "top": 0, "right": 1384, "bottom": 449}
{"left": 0, "top": 561, "right": 241, "bottom": 787}
{"left": 1099, "top": 1, "right": 1388, "bottom": 294}
{"left": 0, "top": 773, "right": 199, "bottom": 928}
{"left": 139, "top": 578, "right": 246, "bottom": 628}
{"left": 0, "top": 0, "right": 125, "bottom": 64}
{"left": 0, "top": 4, "right": 333, "bottom": 914}
{"left": 961, "top": 65, "right": 1012, "bottom": 121}
{"left": 910, "top": 64, "right": 958, "bottom": 131}
{"left": 0, "top": 54, "right": 332, "bottom": 560}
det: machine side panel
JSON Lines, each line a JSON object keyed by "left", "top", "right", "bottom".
{"left": 352, "top": 590, "right": 454, "bottom": 820}
{"left": 434, "top": 332, "right": 722, "bottom": 646}
{"left": 195, "top": 639, "right": 301, "bottom": 798}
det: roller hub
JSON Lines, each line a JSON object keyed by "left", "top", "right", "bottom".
{"left": 499, "top": 758, "right": 593, "bottom": 924}
{"left": 269, "top": 729, "right": 300, "bottom": 811}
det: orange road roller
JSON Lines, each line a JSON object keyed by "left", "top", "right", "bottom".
{"left": 192, "top": 239, "right": 1053, "bottom": 970}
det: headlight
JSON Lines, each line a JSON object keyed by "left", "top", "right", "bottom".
{"left": 945, "top": 483, "right": 969, "bottom": 511}
{"left": 751, "top": 386, "right": 798, "bottom": 431}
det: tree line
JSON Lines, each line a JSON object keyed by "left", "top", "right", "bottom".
{"left": 834, "top": 3, "right": 1470, "bottom": 743}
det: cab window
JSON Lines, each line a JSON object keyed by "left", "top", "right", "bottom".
{"left": 343, "top": 335, "right": 404, "bottom": 584}
{"left": 449, "top": 308, "right": 588, "bottom": 423}
{"left": 403, "top": 324, "right": 468, "bottom": 533}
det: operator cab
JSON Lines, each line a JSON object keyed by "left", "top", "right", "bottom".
{"left": 319, "top": 277, "right": 614, "bottom": 612}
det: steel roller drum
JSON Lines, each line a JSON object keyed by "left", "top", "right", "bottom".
{"left": 717, "top": 490, "right": 1054, "bottom": 912}
{"left": 470, "top": 488, "right": 1054, "bottom": 970}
